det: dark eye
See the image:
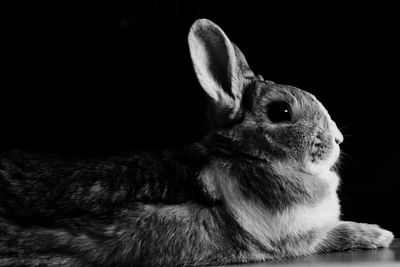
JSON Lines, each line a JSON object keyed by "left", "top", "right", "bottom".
{"left": 266, "top": 101, "right": 292, "bottom": 123}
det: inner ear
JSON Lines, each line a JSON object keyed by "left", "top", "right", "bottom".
{"left": 203, "top": 36, "right": 233, "bottom": 99}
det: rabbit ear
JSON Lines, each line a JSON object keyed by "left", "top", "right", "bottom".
{"left": 188, "top": 19, "right": 255, "bottom": 124}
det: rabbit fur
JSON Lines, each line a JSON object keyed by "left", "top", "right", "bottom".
{"left": 0, "top": 19, "right": 394, "bottom": 266}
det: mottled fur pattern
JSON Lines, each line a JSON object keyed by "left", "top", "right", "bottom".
{"left": 0, "top": 19, "right": 394, "bottom": 266}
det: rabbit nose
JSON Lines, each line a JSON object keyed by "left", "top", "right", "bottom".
{"left": 335, "top": 135, "right": 343, "bottom": 145}
{"left": 330, "top": 121, "right": 343, "bottom": 144}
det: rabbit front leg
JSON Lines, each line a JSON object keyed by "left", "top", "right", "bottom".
{"left": 318, "top": 221, "right": 394, "bottom": 252}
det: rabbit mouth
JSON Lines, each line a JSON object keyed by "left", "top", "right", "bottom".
{"left": 307, "top": 148, "right": 339, "bottom": 175}
{"left": 329, "top": 164, "right": 338, "bottom": 172}
{"left": 309, "top": 131, "right": 340, "bottom": 172}
{"left": 310, "top": 140, "right": 332, "bottom": 163}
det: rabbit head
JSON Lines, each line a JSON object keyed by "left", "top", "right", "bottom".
{"left": 188, "top": 19, "right": 343, "bottom": 175}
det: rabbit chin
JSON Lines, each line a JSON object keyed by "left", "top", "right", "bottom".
{"left": 304, "top": 145, "right": 341, "bottom": 197}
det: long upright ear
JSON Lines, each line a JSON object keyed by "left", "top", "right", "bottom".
{"left": 188, "top": 19, "right": 255, "bottom": 126}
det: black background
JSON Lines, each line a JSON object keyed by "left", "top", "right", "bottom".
{"left": 3, "top": 2, "right": 399, "bottom": 235}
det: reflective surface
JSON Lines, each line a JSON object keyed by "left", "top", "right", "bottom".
{"left": 219, "top": 239, "right": 400, "bottom": 267}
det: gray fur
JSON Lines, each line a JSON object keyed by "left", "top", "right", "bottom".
{"left": 0, "top": 19, "right": 394, "bottom": 266}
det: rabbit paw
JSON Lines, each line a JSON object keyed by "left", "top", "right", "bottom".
{"left": 343, "top": 222, "right": 394, "bottom": 249}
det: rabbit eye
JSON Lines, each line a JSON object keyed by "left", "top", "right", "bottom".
{"left": 266, "top": 101, "right": 292, "bottom": 123}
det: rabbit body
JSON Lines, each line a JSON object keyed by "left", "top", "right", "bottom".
{"left": 0, "top": 148, "right": 334, "bottom": 266}
{"left": 0, "top": 19, "right": 394, "bottom": 266}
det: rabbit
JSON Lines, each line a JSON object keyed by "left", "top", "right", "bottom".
{"left": 0, "top": 18, "right": 394, "bottom": 266}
